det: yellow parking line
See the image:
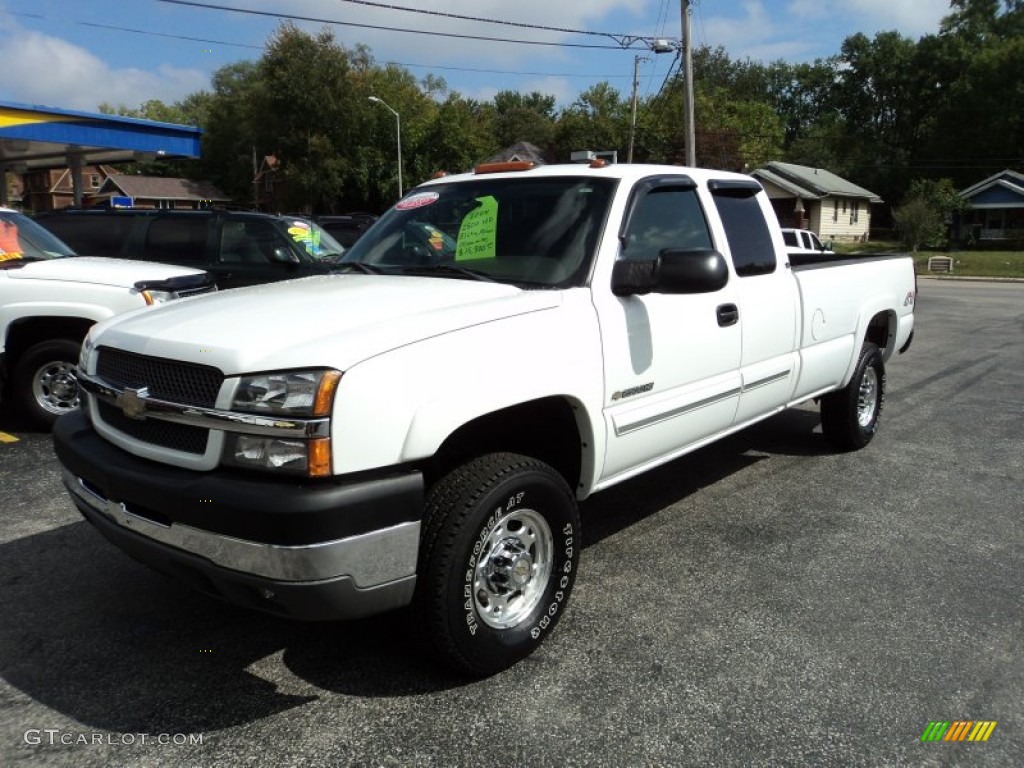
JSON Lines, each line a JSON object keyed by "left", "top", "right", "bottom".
{"left": 0, "top": 431, "right": 19, "bottom": 443}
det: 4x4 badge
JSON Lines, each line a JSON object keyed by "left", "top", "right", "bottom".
{"left": 116, "top": 387, "right": 149, "bottom": 420}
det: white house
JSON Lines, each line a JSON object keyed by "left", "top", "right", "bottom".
{"left": 752, "top": 161, "right": 882, "bottom": 243}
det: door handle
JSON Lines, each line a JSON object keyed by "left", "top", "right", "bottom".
{"left": 716, "top": 303, "right": 739, "bottom": 327}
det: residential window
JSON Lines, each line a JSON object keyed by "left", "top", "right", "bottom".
{"left": 851, "top": 200, "right": 859, "bottom": 225}
{"left": 89, "top": 174, "right": 101, "bottom": 188}
{"left": 833, "top": 199, "right": 838, "bottom": 223}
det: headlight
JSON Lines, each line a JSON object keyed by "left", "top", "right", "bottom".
{"left": 223, "top": 435, "right": 332, "bottom": 477}
{"left": 232, "top": 370, "right": 341, "bottom": 417}
{"left": 223, "top": 369, "right": 340, "bottom": 477}
{"left": 79, "top": 331, "right": 95, "bottom": 371}
{"left": 141, "top": 289, "right": 174, "bottom": 305}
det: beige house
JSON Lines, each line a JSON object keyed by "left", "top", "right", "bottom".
{"left": 752, "top": 162, "right": 882, "bottom": 243}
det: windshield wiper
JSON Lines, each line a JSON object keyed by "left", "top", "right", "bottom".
{"left": 392, "top": 263, "right": 497, "bottom": 282}
{"left": 332, "top": 262, "right": 387, "bottom": 275}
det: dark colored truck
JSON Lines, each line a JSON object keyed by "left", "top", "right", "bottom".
{"left": 35, "top": 208, "right": 346, "bottom": 290}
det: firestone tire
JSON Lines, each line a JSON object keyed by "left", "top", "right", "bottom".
{"left": 820, "top": 342, "right": 885, "bottom": 451}
{"left": 413, "top": 453, "right": 581, "bottom": 677}
{"left": 11, "top": 339, "right": 82, "bottom": 430}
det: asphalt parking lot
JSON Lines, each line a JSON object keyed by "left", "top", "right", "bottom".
{"left": 0, "top": 279, "right": 1020, "bottom": 767}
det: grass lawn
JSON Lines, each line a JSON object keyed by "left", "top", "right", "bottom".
{"left": 833, "top": 241, "right": 1024, "bottom": 278}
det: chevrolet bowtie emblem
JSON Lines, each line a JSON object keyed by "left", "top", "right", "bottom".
{"left": 116, "top": 387, "right": 150, "bottom": 420}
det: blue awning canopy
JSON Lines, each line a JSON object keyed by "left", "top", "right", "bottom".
{"left": 0, "top": 100, "right": 201, "bottom": 171}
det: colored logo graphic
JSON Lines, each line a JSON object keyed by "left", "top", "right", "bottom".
{"left": 920, "top": 721, "right": 997, "bottom": 742}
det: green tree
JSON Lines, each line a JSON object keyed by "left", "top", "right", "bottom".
{"left": 492, "top": 91, "right": 557, "bottom": 149}
{"left": 894, "top": 178, "right": 967, "bottom": 250}
{"left": 248, "top": 23, "right": 355, "bottom": 212}
{"left": 893, "top": 198, "right": 943, "bottom": 252}
{"left": 414, "top": 94, "right": 494, "bottom": 176}
{"left": 193, "top": 61, "right": 261, "bottom": 203}
{"left": 554, "top": 83, "right": 628, "bottom": 161}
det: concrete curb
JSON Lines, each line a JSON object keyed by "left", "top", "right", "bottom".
{"left": 917, "top": 274, "right": 1024, "bottom": 283}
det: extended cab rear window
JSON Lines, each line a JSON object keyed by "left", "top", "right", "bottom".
{"left": 710, "top": 181, "right": 776, "bottom": 277}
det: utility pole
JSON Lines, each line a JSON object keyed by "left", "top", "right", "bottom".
{"left": 627, "top": 40, "right": 673, "bottom": 163}
{"left": 681, "top": 0, "right": 696, "bottom": 167}
{"left": 627, "top": 54, "right": 645, "bottom": 163}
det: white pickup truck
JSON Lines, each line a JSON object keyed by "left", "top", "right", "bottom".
{"left": 0, "top": 207, "right": 214, "bottom": 428}
{"left": 53, "top": 163, "right": 915, "bottom": 676}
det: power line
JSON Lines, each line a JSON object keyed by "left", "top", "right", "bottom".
{"left": 80, "top": 20, "right": 261, "bottom": 49}
{"left": 7, "top": 11, "right": 630, "bottom": 79}
{"left": 153, "top": 0, "right": 649, "bottom": 50}
{"left": 334, "top": 0, "right": 658, "bottom": 44}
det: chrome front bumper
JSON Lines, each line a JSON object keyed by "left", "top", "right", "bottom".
{"left": 63, "top": 468, "right": 420, "bottom": 586}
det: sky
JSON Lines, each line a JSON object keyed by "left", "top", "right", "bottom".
{"left": 0, "top": 0, "right": 955, "bottom": 115}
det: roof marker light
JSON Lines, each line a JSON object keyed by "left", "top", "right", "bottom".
{"left": 474, "top": 161, "right": 535, "bottom": 174}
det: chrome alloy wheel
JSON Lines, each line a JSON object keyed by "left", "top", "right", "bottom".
{"left": 32, "top": 360, "right": 79, "bottom": 415}
{"left": 856, "top": 366, "right": 879, "bottom": 428}
{"left": 474, "top": 508, "right": 553, "bottom": 629}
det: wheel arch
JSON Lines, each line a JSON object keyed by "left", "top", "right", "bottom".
{"left": 416, "top": 396, "right": 593, "bottom": 495}
{"left": 862, "top": 309, "right": 897, "bottom": 360}
{"left": 3, "top": 315, "right": 95, "bottom": 369}
{"left": 837, "top": 307, "right": 895, "bottom": 388}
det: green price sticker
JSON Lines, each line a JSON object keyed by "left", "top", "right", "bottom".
{"left": 456, "top": 196, "right": 498, "bottom": 261}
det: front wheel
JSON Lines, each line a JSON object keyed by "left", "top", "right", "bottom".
{"left": 820, "top": 342, "right": 885, "bottom": 450}
{"left": 11, "top": 339, "right": 83, "bottom": 429}
{"left": 413, "top": 453, "right": 581, "bottom": 677}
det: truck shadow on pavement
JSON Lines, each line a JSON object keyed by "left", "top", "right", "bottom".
{"left": 0, "top": 406, "right": 829, "bottom": 733}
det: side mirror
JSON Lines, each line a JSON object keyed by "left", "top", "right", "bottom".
{"left": 612, "top": 247, "right": 729, "bottom": 297}
{"left": 270, "top": 247, "right": 300, "bottom": 265}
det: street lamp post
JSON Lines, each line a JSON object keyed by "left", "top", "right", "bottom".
{"left": 368, "top": 96, "right": 402, "bottom": 199}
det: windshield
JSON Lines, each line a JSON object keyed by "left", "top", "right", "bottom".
{"left": 0, "top": 211, "right": 76, "bottom": 263}
{"left": 281, "top": 218, "right": 346, "bottom": 261}
{"left": 341, "top": 176, "right": 616, "bottom": 287}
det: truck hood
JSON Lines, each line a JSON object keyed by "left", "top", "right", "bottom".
{"left": 95, "top": 274, "right": 562, "bottom": 373}
{"left": 7, "top": 256, "right": 205, "bottom": 286}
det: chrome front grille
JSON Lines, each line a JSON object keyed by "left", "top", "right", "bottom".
{"left": 97, "top": 401, "right": 209, "bottom": 455}
{"left": 96, "top": 348, "right": 222, "bottom": 407}
{"left": 92, "top": 348, "right": 223, "bottom": 456}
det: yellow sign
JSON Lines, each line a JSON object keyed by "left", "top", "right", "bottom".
{"left": 0, "top": 107, "right": 77, "bottom": 129}
{"left": 456, "top": 196, "right": 498, "bottom": 261}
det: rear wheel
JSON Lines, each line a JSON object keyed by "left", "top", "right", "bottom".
{"left": 821, "top": 342, "right": 885, "bottom": 450}
{"left": 12, "top": 339, "right": 82, "bottom": 429}
{"left": 413, "top": 453, "right": 580, "bottom": 677}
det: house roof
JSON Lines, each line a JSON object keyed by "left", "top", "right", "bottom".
{"left": 959, "top": 169, "right": 1024, "bottom": 203}
{"left": 752, "top": 161, "right": 882, "bottom": 203}
{"left": 482, "top": 142, "right": 548, "bottom": 166}
{"left": 98, "top": 174, "right": 230, "bottom": 202}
